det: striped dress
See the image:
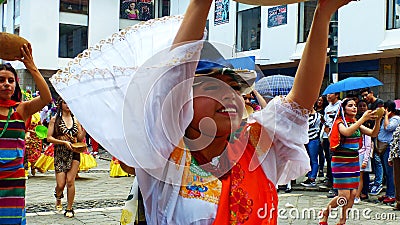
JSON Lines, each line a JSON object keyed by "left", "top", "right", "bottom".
{"left": 331, "top": 121, "right": 361, "bottom": 190}
{"left": 0, "top": 107, "right": 26, "bottom": 225}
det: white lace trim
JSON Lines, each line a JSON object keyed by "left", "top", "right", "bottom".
{"left": 278, "top": 96, "right": 310, "bottom": 117}
{"left": 50, "top": 15, "right": 185, "bottom": 86}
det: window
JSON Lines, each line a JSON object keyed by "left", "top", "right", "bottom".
{"left": 236, "top": 4, "right": 260, "bottom": 52}
{"left": 387, "top": 0, "right": 400, "bottom": 29}
{"left": 60, "top": 0, "right": 89, "bottom": 15}
{"left": 120, "top": 0, "right": 154, "bottom": 21}
{"left": 59, "top": 24, "right": 88, "bottom": 58}
{"left": 158, "top": 0, "right": 170, "bottom": 17}
{"left": 14, "top": 0, "right": 20, "bottom": 34}
{"left": 298, "top": 1, "right": 317, "bottom": 43}
{"left": 2, "top": 3, "right": 6, "bottom": 32}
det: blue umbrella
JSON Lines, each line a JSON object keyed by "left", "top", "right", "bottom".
{"left": 255, "top": 75, "right": 294, "bottom": 98}
{"left": 322, "top": 77, "right": 383, "bottom": 95}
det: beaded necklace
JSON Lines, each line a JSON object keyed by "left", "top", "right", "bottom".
{"left": 59, "top": 115, "right": 78, "bottom": 137}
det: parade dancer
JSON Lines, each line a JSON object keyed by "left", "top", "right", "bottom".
{"left": 50, "top": 0, "right": 354, "bottom": 224}
{"left": 0, "top": 44, "right": 51, "bottom": 225}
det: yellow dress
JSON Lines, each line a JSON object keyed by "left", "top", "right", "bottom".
{"left": 79, "top": 148, "right": 97, "bottom": 171}
{"left": 34, "top": 144, "right": 55, "bottom": 173}
{"left": 110, "top": 157, "right": 130, "bottom": 177}
{"left": 34, "top": 143, "right": 98, "bottom": 172}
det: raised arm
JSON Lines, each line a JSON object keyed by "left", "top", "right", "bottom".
{"left": 287, "top": 0, "right": 353, "bottom": 109}
{"left": 17, "top": 44, "right": 52, "bottom": 120}
{"left": 172, "top": 0, "right": 213, "bottom": 46}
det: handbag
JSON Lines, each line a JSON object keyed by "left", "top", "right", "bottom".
{"left": 375, "top": 140, "right": 389, "bottom": 155}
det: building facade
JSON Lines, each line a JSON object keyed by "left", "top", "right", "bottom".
{"left": 1, "top": 0, "right": 400, "bottom": 100}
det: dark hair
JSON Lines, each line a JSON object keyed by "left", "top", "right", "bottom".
{"left": 314, "top": 95, "right": 328, "bottom": 112}
{"left": 0, "top": 63, "right": 22, "bottom": 102}
{"left": 341, "top": 98, "right": 355, "bottom": 113}
{"left": 359, "top": 88, "right": 370, "bottom": 94}
{"left": 53, "top": 97, "right": 65, "bottom": 137}
{"left": 357, "top": 99, "right": 368, "bottom": 106}
{"left": 384, "top": 100, "right": 396, "bottom": 113}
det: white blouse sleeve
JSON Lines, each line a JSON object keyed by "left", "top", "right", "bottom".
{"left": 123, "top": 42, "right": 202, "bottom": 169}
{"left": 250, "top": 96, "right": 311, "bottom": 185}
{"left": 50, "top": 16, "right": 205, "bottom": 169}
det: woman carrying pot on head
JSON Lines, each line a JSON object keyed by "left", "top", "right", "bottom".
{"left": 0, "top": 44, "right": 52, "bottom": 225}
{"left": 46, "top": 97, "right": 86, "bottom": 218}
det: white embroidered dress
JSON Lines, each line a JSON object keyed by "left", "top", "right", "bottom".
{"left": 50, "top": 16, "right": 311, "bottom": 225}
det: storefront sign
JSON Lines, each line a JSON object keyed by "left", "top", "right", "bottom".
{"left": 120, "top": 0, "right": 153, "bottom": 21}
{"left": 267, "top": 5, "right": 287, "bottom": 28}
{"left": 215, "top": 0, "right": 229, "bottom": 25}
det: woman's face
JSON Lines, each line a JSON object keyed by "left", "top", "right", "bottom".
{"left": 357, "top": 101, "right": 368, "bottom": 114}
{"left": 317, "top": 97, "right": 324, "bottom": 107}
{"left": 61, "top": 100, "right": 71, "bottom": 112}
{"left": 129, "top": 3, "right": 135, "bottom": 9}
{"left": 345, "top": 100, "right": 357, "bottom": 117}
{"left": 188, "top": 74, "right": 244, "bottom": 139}
{"left": 0, "top": 70, "right": 16, "bottom": 101}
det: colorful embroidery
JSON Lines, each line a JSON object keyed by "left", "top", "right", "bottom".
{"left": 179, "top": 151, "right": 222, "bottom": 204}
{"left": 229, "top": 163, "right": 253, "bottom": 225}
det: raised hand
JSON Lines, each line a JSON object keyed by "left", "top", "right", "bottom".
{"left": 18, "top": 43, "right": 38, "bottom": 72}
{"left": 317, "top": 0, "right": 354, "bottom": 17}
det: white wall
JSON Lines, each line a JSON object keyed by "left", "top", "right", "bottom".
{"left": 88, "top": 0, "right": 119, "bottom": 46}
{"left": 20, "top": 0, "right": 59, "bottom": 70}
{"left": 340, "top": 0, "right": 385, "bottom": 56}
{"left": 208, "top": 1, "right": 237, "bottom": 57}
{"left": 5, "top": 0, "right": 13, "bottom": 34}
{"left": 263, "top": 4, "right": 299, "bottom": 64}
{"left": 170, "top": 0, "right": 189, "bottom": 15}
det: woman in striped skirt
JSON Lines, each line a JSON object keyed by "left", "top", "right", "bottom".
{"left": 319, "top": 98, "right": 382, "bottom": 225}
{"left": 0, "top": 44, "right": 52, "bottom": 225}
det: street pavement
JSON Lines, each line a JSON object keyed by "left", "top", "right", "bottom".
{"left": 25, "top": 149, "right": 400, "bottom": 224}
{"left": 26, "top": 149, "right": 132, "bottom": 225}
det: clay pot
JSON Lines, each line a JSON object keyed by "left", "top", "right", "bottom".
{"left": 0, "top": 32, "right": 29, "bottom": 60}
{"left": 71, "top": 142, "right": 87, "bottom": 153}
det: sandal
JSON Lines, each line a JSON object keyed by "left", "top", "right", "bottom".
{"left": 54, "top": 190, "right": 64, "bottom": 212}
{"left": 64, "top": 209, "right": 75, "bottom": 218}
{"left": 318, "top": 209, "right": 329, "bottom": 225}
{"left": 393, "top": 203, "right": 400, "bottom": 211}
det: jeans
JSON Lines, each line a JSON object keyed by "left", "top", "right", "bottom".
{"left": 318, "top": 143, "right": 325, "bottom": 171}
{"left": 373, "top": 152, "right": 383, "bottom": 186}
{"left": 322, "top": 138, "right": 333, "bottom": 183}
{"left": 383, "top": 147, "right": 395, "bottom": 197}
{"left": 361, "top": 172, "right": 370, "bottom": 196}
{"left": 305, "top": 139, "right": 320, "bottom": 179}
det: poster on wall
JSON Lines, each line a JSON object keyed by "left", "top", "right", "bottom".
{"left": 214, "top": 0, "right": 229, "bottom": 25}
{"left": 267, "top": 5, "right": 287, "bottom": 28}
{"left": 120, "top": 0, "right": 154, "bottom": 21}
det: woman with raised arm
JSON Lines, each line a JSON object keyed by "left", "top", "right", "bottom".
{"left": 0, "top": 44, "right": 51, "bottom": 225}
{"left": 49, "top": 0, "right": 354, "bottom": 224}
{"left": 131, "top": 0, "right": 354, "bottom": 224}
{"left": 319, "top": 98, "right": 381, "bottom": 225}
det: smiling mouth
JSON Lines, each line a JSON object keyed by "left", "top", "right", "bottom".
{"left": 216, "top": 105, "right": 241, "bottom": 117}
{"left": 218, "top": 107, "right": 237, "bottom": 113}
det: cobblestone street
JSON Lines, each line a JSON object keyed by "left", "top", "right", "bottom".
{"left": 26, "top": 150, "right": 132, "bottom": 225}
{"left": 25, "top": 149, "right": 400, "bottom": 225}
